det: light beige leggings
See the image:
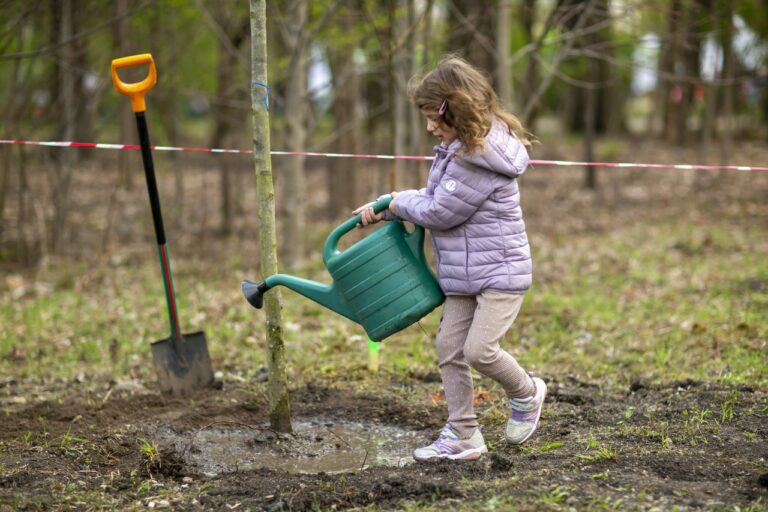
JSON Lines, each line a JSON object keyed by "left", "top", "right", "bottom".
{"left": 436, "top": 291, "right": 535, "bottom": 439}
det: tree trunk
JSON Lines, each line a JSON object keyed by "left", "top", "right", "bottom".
{"left": 71, "top": 4, "right": 91, "bottom": 146}
{"left": 700, "top": 0, "right": 720, "bottom": 155}
{"left": 328, "top": 7, "right": 361, "bottom": 218}
{"left": 0, "top": 30, "right": 24, "bottom": 244}
{"left": 521, "top": 0, "right": 595, "bottom": 125}
{"left": 520, "top": 0, "right": 538, "bottom": 128}
{"left": 561, "top": 0, "right": 619, "bottom": 135}
{"left": 660, "top": 0, "right": 683, "bottom": 143}
{"left": 249, "top": 0, "right": 292, "bottom": 434}
{"left": 673, "top": 0, "right": 704, "bottom": 146}
{"left": 407, "top": 0, "right": 426, "bottom": 186}
{"left": 50, "top": 0, "right": 77, "bottom": 255}
{"left": 0, "top": 146, "right": 10, "bottom": 244}
{"left": 718, "top": 0, "right": 734, "bottom": 164}
{"left": 211, "top": 5, "right": 249, "bottom": 236}
{"left": 280, "top": 0, "right": 308, "bottom": 267}
{"left": 414, "top": 0, "right": 434, "bottom": 169}
{"left": 596, "top": 0, "right": 622, "bottom": 135}
{"left": 422, "top": 0, "right": 433, "bottom": 67}
{"left": 113, "top": 0, "right": 135, "bottom": 189}
{"left": 496, "top": 0, "right": 513, "bottom": 110}
{"left": 17, "top": 148, "right": 31, "bottom": 264}
{"left": 392, "top": 0, "right": 410, "bottom": 190}
{"left": 153, "top": 5, "right": 184, "bottom": 229}
{"left": 447, "top": 0, "right": 495, "bottom": 76}
{"left": 584, "top": 57, "right": 598, "bottom": 189}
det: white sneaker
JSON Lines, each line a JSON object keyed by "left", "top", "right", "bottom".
{"left": 413, "top": 425, "right": 488, "bottom": 462}
{"left": 505, "top": 376, "right": 547, "bottom": 444}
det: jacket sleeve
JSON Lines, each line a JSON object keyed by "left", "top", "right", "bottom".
{"left": 377, "top": 192, "right": 424, "bottom": 221}
{"left": 394, "top": 161, "right": 494, "bottom": 231}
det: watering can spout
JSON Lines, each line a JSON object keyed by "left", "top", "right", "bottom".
{"left": 242, "top": 280, "right": 269, "bottom": 309}
{"left": 242, "top": 275, "right": 357, "bottom": 322}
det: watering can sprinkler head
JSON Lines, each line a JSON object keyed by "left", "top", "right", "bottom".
{"left": 242, "top": 280, "right": 270, "bottom": 309}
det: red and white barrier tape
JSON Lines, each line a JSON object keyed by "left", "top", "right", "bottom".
{"left": 1, "top": 139, "right": 766, "bottom": 172}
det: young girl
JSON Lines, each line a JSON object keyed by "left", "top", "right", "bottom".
{"left": 355, "top": 56, "right": 545, "bottom": 461}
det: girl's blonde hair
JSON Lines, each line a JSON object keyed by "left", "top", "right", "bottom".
{"left": 408, "top": 55, "right": 531, "bottom": 153}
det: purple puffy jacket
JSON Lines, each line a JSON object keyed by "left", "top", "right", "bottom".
{"left": 392, "top": 120, "right": 532, "bottom": 295}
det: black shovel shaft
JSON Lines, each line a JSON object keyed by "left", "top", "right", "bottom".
{"left": 135, "top": 111, "right": 166, "bottom": 245}
{"left": 134, "top": 111, "right": 182, "bottom": 340}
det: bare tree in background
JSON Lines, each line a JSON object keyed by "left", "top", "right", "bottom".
{"left": 278, "top": 0, "right": 308, "bottom": 266}
{"left": 658, "top": 0, "right": 688, "bottom": 145}
{"left": 49, "top": 0, "right": 77, "bottom": 255}
{"left": 391, "top": 0, "right": 410, "bottom": 190}
{"left": 328, "top": 4, "right": 361, "bottom": 218}
{"left": 112, "top": 0, "right": 135, "bottom": 189}
{"left": 566, "top": 0, "right": 617, "bottom": 189}
{"left": 701, "top": 0, "right": 722, "bottom": 154}
{"left": 0, "top": 25, "right": 26, "bottom": 246}
{"left": 410, "top": 0, "right": 431, "bottom": 162}
{"left": 390, "top": 0, "right": 434, "bottom": 190}
{"left": 718, "top": 0, "right": 735, "bottom": 163}
{"left": 447, "top": 0, "right": 495, "bottom": 75}
{"left": 208, "top": 3, "right": 250, "bottom": 236}
{"left": 496, "top": 0, "right": 513, "bottom": 110}
{"left": 155, "top": 6, "right": 186, "bottom": 228}
{"left": 408, "top": 0, "right": 432, "bottom": 186}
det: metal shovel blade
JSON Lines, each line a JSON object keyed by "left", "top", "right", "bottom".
{"left": 150, "top": 331, "right": 214, "bottom": 396}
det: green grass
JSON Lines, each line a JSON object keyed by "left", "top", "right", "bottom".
{"left": 2, "top": 217, "right": 767, "bottom": 394}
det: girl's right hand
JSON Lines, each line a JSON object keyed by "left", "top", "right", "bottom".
{"left": 352, "top": 201, "right": 384, "bottom": 227}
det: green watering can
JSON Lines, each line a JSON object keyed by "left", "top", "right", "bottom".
{"left": 242, "top": 196, "right": 445, "bottom": 341}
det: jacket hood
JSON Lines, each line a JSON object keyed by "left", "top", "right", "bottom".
{"left": 444, "top": 120, "right": 529, "bottom": 178}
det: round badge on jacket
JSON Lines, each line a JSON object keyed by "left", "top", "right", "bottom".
{"left": 445, "top": 180, "right": 457, "bottom": 192}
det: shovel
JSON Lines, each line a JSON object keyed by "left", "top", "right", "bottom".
{"left": 111, "top": 53, "right": 213, "bottom": 395}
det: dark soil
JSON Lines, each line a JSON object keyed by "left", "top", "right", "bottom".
{"left": 1, "top": 377, "right": 766, "bottom": 511}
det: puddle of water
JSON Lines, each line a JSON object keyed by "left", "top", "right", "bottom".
{"left": 153, "top": 419, "right": 429, "bottom": 475}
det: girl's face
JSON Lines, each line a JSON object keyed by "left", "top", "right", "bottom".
{"left": 422, "top": 110, "right": 457, "bottom": 145}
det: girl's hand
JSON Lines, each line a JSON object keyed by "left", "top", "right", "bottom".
{"left": 353, "top": 192, "right": 401, "bottom": 227}
{"left": 352, "top": 201, "right": 383, "bottom": 227}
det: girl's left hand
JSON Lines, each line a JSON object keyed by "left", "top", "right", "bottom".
{"left": 353, "top": 200, "right": 384, "bottom": 227}
{"left": 353, "top": 192, "right": 401, "bottom": 228}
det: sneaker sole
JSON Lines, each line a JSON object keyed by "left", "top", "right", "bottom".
{"left": 506, "top": 377, "right": 547, "bottom": 445}
{"left": 414, "top": 445, "right": 488, "bottom": 462}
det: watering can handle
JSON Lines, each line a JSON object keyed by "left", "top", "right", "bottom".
{"left": 322, "top": 195, "right": 394, "bottom": 265}
{"left": 111, "top": 53, "right": 157, "bottom": 113}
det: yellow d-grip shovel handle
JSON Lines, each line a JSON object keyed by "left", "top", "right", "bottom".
{"left": 111, "top": 53, "right": 157, "bottom": 113}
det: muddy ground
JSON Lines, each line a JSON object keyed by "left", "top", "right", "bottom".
{"left": 1, "top": 375, "right": 766, "bottom": 511}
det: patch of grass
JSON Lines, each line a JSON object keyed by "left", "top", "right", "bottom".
{"left": 1, "top": 203, "right": 766, "bottom": 397}
{"left": 727, "top": 499, "right": 768, "bottom": 512}
{"left": 59, "top": 425, "right": 91, "bottom": 458}
{"left": 680, "top": 407, "right": 713, "bottom": 446}
{"left": 138, "top": 438, "right": 160, "bottom": 466}
{"left": 642, "top": 419, "right": 674, "bottom": 450}
{"left": 516, "top": 440, "right": 565, "bottom": 455}
{"left": 587, "top": 495, "right": 626, "bottom": 510}
{"left": 536, "top": 485, "right": 570, "bottom": 508}
{"left": 576, "top": 446, "right": 618, "bottom": 463}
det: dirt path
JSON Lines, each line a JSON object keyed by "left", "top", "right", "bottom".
{"left": 1, "top": 377, "right": 766, "bottom": 510}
